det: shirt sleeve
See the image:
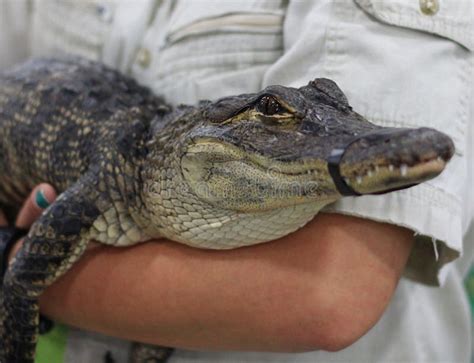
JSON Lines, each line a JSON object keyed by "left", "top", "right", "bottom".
{"left": 0, "top": 0, "right": 32, "bottom": 69}
{"left": 262, "top": 0, "right": 474, "bottom": 286}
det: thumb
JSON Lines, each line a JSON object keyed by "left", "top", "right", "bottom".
{"left": 8, "top": 184, "right": 57, "bottom": 262}
{"left": 15, "top": 184, "right": 57, "bottom": 229}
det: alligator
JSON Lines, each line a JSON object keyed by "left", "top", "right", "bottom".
{"left": 0, "top": 57, "right": 454, "bottom": 363}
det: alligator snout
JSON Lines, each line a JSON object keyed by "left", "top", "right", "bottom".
{"left": 337, "top": 127, "right": 455, "bottom": 195}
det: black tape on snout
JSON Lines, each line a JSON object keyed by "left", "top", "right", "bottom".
{"left": 327, "top": 130, "right": 394, "bottom": 197}
{"left": 327, "top": 147, "right": 361, "bottom": 197}
{"left": 327, "top": 128, "right": 418, "bottom": 197}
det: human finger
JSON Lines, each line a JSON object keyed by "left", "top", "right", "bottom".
{"left": 15, "top": 184, "right": 57, "bottom": 229}
{"left": 7, "top": 184, "right": 57, "bottom": 262}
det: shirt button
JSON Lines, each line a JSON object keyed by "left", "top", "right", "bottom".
{"left": 96, "top": 3, "right": 113, "bottom": 23}
{"left": 136, "top": 48, "right": 152, "bottom": 68}
{"left": 419, "top": 0, "right": 439, "bottom": 15}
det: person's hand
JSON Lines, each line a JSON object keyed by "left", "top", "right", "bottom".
{"left": 0, "top": 183, "right": 57, "bottom": 262}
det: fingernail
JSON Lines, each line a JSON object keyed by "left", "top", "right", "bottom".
{"left": 35, "top": 189, "right": 51, "bottom": 209}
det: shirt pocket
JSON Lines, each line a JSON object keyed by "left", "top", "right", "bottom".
{"left": 344, "top": 0, "right": 473, "bottom": 157}
{"left": 31, "top": 0, "right": 116, "bottom": 60}
{"left": 132, "top": 0, "right": 286, "bottom": 105}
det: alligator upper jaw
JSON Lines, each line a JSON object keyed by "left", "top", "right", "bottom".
{"left": 336, "top": 127, "right": 455, "bottom": 195}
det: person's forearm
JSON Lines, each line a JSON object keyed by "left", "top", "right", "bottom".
{"left": 39, "top": 213, "right": 413, "bottom": 352}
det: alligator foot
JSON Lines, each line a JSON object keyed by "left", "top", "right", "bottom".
{"left": 0, "top": 178, "right": 100, "bottom": 362}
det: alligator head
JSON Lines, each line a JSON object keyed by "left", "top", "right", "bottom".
{"left": 175, "top": 78, "right": 454, "bottom": 213}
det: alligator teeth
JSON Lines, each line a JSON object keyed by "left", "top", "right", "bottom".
{"left": 400, "top": 164, "right": 408, "bottom": 177}
{"left": 367, "top": 170, "right": 373, "bottom": 178}
{"left": 356, "top": 176, "right": 363, "bottom": 184}
{"left": 375, "top": 166, "right": 380, "bottom": 173}
{"left": 388, "top": 165, "right": 394, "bottom": 172}
{"left": 437, "top": 156, "right": 443, "bottom": 162}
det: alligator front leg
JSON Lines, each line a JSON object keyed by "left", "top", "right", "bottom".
{"left": 0, "top": 178, "right": 100, "bottom": 362}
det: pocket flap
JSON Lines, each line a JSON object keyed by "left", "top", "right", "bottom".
{"left": 355, "top": 0, "right": 473, "bottom": 51}
{"left": 165, "top": 1, "right": 284, "bottom": 43}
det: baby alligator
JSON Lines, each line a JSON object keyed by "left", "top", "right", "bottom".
{"left": 0, "top": 58, "right": 454, "bottom": 362}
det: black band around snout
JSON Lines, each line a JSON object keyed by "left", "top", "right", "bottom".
{"left": 327, "top": 127, "right": 418, "bottom": 197}
{"left": 327, "top": 148, "right": 361, "bottom": 197}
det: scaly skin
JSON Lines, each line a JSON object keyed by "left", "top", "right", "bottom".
{"left": 0, "top": 57, "right": 454, "bottom": 362}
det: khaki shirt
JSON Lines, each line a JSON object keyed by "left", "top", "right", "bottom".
{"left": 1, "top": 0, "right": 473, "bottom": 362}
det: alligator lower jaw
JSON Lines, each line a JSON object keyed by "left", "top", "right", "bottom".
{"left": 340, "top": 156, "right": 447, "bottom": 195}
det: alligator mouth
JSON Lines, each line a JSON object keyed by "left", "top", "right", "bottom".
{"left": 335, "top": 127, "right": 455, "bottom": 195}
{"left": 184, "top": 127, "right": 454, "bottom": 204}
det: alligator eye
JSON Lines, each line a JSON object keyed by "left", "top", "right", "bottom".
{"left": 256, "top": 96, "right": 284, "bottom": 115}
